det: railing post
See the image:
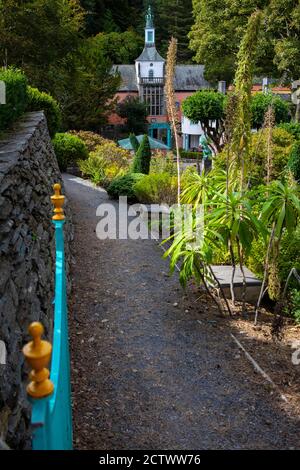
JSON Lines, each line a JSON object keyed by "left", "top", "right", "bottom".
{"left": 23, "top": 322, "right": 54, "bottom": 399}
{"left": 23, "top": 183, "right": 72, "bottom": 450}
{"left": 50, "top": 183, "right": 73, "bottom": 450}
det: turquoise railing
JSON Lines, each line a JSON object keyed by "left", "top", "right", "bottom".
{"left": 23, "top": 184, "right": 72, "bottom": 450}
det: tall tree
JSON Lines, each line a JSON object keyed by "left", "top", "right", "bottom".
{"left": 154, "top": 0, "right": 194, "bottom": 62}
{"left": 0, "top": 1, "right": 121, "bottom": 130}
{"left": 0, "top": 0, "right": 84, "bottom": 79}
{"left": 189, "top": 0, "right": 276, "bottom": 83}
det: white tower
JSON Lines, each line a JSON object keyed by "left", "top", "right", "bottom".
{"left": 135, "top": 5, "right": 165, "bottom": 86}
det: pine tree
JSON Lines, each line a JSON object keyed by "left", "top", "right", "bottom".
{"left": 154, "top": 0, "right": 193, "bottom": 62}
{"left": 132, "top": 134, "right": 152, "bottom": 174}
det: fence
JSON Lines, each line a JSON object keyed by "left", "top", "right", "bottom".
{"left": 23, "top": 184, "right": 72, "bottom": 450}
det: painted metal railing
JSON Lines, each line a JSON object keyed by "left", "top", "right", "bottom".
{"left": 23, "top": 183, "right": 72, "bottom": 450}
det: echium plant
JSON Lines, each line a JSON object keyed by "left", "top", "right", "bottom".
{"left": 165, "top": 37, "right": 181, "bottom": 205}
{"left": 231, "top": 10, "right": 262, "bottom": 193}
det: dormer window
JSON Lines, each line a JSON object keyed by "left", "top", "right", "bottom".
{"left": 149, "top": 69, "right": 154, "bottom": 80}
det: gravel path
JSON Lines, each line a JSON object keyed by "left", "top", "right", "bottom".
{"left": 64, "top": 173, "right": 300, "bottom": 450}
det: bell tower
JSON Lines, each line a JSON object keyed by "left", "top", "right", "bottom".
{"left": 145, "top": 5, "right": 155, "bottom": 45}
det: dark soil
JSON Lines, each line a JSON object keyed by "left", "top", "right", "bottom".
{"left": 64, "top": 174, "right": 300, "bottom": 450}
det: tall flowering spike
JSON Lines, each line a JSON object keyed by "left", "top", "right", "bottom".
{"left": 263, "top": 105, "right": 275, "bottom": 186}
{"left": 232, "top": 10, "right": 263, "bottom": 192}
{"left": 165, "top": 37, "right": 181, "bottom": 204}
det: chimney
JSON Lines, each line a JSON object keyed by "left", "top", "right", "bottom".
{"left": 218, "top": 81, "right": 226, "bottom": 94}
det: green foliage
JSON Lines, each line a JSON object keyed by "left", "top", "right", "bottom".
{"left": 215, "top": 128, "right": 295, "bottom": 185}
{"left": 129, "top": 134, "right": 140, "bottom": 154}
{"left": 116, "top": 97, "right": 148, "bottom": 135}
{"left": 50, "top": 36, "right": 120, "bottom": 129}
{"left": 286, "top": 289, "right": 300, "bottom": 324}
{"left": 107, "top": 173, "right": 144, "bottom": 201}
{"left": 260, "top": 180, "right": 300, "bottom": 240}
{"left": 231, "top": 10, "right": 263, "bottom": 192}
{"left": 134, "top": 173, "right": 178, "bottom": 205}
{"left": 189, "top": 0, "right": 268, "bottom": 83}
{"left": 182, "top": 91, "right": 226, "bottom": 151}
{"left": 0, "top": 0, "right": 84, "bottom": 85}
{"left": 150, "top": 152, "right": 177, "bottom": 176}
{"left": 249, "top": 127, "right": 295, "bottom": 185}
{"left": 79, "top": 138, "right": 131, "bottom": 185}
{"left": 0, "top": 67, "right": 28, "bottom": 131}
{"left": 92, "top": 30, "right": 143, "bottom": 64}
{"left": 79, "top": 153, "right": 107, "bottom": 185}
{"left": 132, "top": 135, "right": 152, "bottom": 175}
{"left": 278, "top": 227, "right": 300, "bottom": 283}
{"left": 182, "top": 91, "right": 225, "bottom": 123}
{"left": 26, "top": 86, "right": 61, "bottom": 137}
{"left": 180, "top": 150, "right": 202, "bottom": 160}
{"left": 278, "top": 122, "right": 300, "bottom": 141}
{"left": 53, "top": 133, "right": 88, "bottom": 171}
{"left": 289, "top": 141, "right": 300, "bottom": 182}
{"left": 251, "top": 93, "right": 290, "bottom": 129}
{"left": 68, "top": 130, "right": 108, "bottom": 152}
{"left": 189, "top": 0, "right": 300, "bottom": 82}
{"left": 247, "top": 227, "right": 300, "bottom": 284}
{"left": 153, "top": 0, "right": 194, "bottom": 62}
{"left": 0, "top": 1, "right": 121, "bottom": 130}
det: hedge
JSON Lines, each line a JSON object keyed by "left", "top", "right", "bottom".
{"left": 180, "top": 150, "right": 202, "bottom": 160}
{"left": 0, "top": 68, "right": 28, "bottom": 131}
{"left": 26, "top": 86, "right": 61, "bottom": 137}
{"left": 52, "top": 133, "right": 88, "bottom": 171}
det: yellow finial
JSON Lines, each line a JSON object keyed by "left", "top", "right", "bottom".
{"left": 51, "top": 183, "right": 65, "bottom": 220}
{"left": 22, "top": 322, "right": 54, "bottom": 399}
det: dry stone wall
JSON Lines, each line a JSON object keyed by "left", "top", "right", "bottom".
{"left": 0, "top": 112, "right": 73, "bottom": 449}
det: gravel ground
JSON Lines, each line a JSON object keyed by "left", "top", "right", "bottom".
{"left": 63, "top": 173, "right": 300, "bottom": 450}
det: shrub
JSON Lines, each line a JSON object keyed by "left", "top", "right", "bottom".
{"left": 68, "top": 130, "right": 108, "bottom": 152}
{"left": 180, "top": 150, "right": 202, "bottom": 160}
{"left": 0, "top": 67, "right": 28, "bottom": 131}
{"left": 250, "top": 93, "right": 290, "bottom": 129}
{"left": 247, "top": 226, "right": 300, "bottom": 284}
{"left": 129, "top": 133, "right": 140, "bottom": 153}
{"left": 278, "top": 227, "right": 300, "bottom": 284}
{"left": 132, "top": 134, "right": 152, "bottom": 174}
{"left": 79, "top": 154, "right": 107, "bottom": 186}
{"left": 150, "top": 152, "right": 177, "bottom": 176}
{"left": 26, "top": 86, "right": 61, "bottom": 137}
{"left": 215, "top": 127, "right": 295, "bottom": 185}
{"left": 285, "top": 289, "right": 300, "bottom": 324}
{"left": 116, "top": 96, "right": 148, "bottom": 135}
{"left": 289, "top": 141, "right": 300, "bottom": 181}
{"left": 79, "top": 139, "right": 131, "bottom": 186}
{"left": 107, "top": 173, "right": 144, "bottom": 201}
{"left": 134, "top": 173, "right": 178, "bottom": 205}
{"left": 53, "top": 133, "right": 88, "bottom": 171}
{"left": 278, "top": 122, "right": 300, "bottom": 141}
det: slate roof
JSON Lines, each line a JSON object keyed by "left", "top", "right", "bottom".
{"left": 174, "top": 65, "right": 210, "bottom": 91}
{"left": 136, "top": 46, "right": 165, "bottom": 62}
{"left": 112, "top": 64, "right": 211, "bottom": 92}
{"left": 112, "top": 65, "right": 139, "bottom": 92}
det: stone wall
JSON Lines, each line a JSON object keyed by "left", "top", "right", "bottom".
{"left": 0, "top": 112, "right": 73, "bottom": 449}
